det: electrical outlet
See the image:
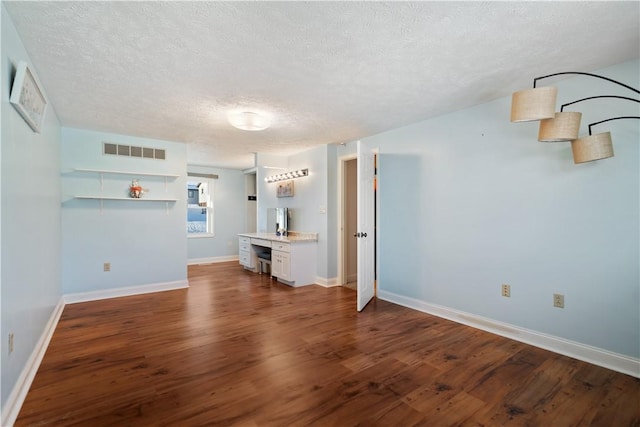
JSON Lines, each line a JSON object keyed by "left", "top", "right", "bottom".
{"left": 501, "top": 284, "right": 511, "bottom": 297}
{"left": 104, "top": 262, "right": 111, "bottom": 272}
{"left": 8, "top": 333, "right": 14, "bottom": 354}
{"left": 553, "top": 293, "right": 565, "bottom": 308}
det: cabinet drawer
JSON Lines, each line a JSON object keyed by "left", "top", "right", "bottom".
{"left": 239, "top": 236, "right": 251, "bottom": 245}
{"left": 239, "top": 242, "right": 251, "bottom": 252}
{"left": 239, "top": 250, "right": 252, "bottom": 267}
{"left": 251, "top": 238, "right": 272, "bottom": 248}
{"left": 272, "top": 242, "right": 290, "bottom": 252}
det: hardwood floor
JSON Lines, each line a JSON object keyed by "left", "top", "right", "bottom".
{"left": 16, "top": 262, "right": 640, "bottom": 426}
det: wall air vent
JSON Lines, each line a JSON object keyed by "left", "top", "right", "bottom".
{"left": 104, "top": 142, "right": 166, "bottom": 160}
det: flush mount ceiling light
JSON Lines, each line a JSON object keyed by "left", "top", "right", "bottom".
{"left": 511, "top": 72, "right": 639, "bottom": 164}
{"left": 227, "top": 111, "right": 271, "bottom": 131}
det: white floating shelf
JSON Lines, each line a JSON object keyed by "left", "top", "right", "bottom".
{"left": 74, "top": 196, "right": 178, "bottom": 202}
{"left": 72, "top": 168, "right": 180, "bottom": 178}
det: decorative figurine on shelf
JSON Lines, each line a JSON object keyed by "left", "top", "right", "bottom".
{"left": 129, "top": 179, "right": 145, "bottom": 198}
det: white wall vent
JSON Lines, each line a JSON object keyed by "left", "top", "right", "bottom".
{"left": 103, "top": 142, "right": 166, "bottom": 160}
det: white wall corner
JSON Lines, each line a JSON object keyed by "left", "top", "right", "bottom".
{"left": 64, "top": 280, "right": 189, "bottom": 304}
{"left": 377, "top": 290, "right": 640, "bottom": 379}
{"left": 315, "top": 276, "right": 341, "bottom": 287}
{"left": 1, "top": 297, "right": 66, "bottom": 427}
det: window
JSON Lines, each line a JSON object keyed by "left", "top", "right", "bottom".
{"left": 187, "top": 175, "right": 215, "bottom": 237}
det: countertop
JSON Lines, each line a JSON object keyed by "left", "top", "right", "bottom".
{"left": 238, "top": 232, "right": 318, "bottom": 242}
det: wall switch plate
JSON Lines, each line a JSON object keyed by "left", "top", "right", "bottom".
{"left": 501, "top": 284, "right": 511, "bottom": 297}
{"left": 553, "top": 293, "right": 565, "bottom": 308}
{"left": 104, "top": 262, "right": 111, "bottom": 272}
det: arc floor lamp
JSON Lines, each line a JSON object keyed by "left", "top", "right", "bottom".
{"left": 510, "top": 72, "right": 639, "bottom": 164}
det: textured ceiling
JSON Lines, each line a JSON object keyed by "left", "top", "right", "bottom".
{"left": 4, "top": 1, "right": 639, "bottom": 169}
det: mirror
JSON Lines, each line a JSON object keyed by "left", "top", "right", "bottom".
{"left": 267, "top": 208, "right": 292, "bottom": 235}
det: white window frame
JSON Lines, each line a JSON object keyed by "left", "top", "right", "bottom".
{"left": 187, "top": 175, "right": 216, "bottom": 238}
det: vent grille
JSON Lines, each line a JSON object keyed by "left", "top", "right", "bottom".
{"left": 104, "top": 142, "right": 166, "bottom": 160}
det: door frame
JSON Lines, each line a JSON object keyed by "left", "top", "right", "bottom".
{"left": 337, "top": 153, "right": 357, "bottom": 286}
{"left": 337, "top": 149, "right": 379, "bottom": 297}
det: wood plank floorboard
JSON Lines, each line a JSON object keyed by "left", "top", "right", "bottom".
{"left": 15, "top": 262, "right": 640, "bottom": 426}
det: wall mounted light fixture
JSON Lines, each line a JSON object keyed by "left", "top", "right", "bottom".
{"left": 265, "top": 168, "right": 309, "bottom": 183}
{"left": 511, "top": 72, "right": 639, "bottom": 164}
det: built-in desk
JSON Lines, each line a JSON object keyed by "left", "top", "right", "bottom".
{"left": 238, "top": 232, "right": 318, "bottom": 287}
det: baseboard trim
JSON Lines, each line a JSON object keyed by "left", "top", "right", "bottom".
{"left": 1, "top": 297, "right": 65, "bottom": 427}
{"left": 64, "top": 280, "right": 189, "bottom": 304}
{"left": 3, "top": 281, "right": 190, "bottom": 425}
{"left": 315, "top": 276, "right": 341, "bottom": 288}
{"left": 378, "top": 290, "right": 640, "bottom": 378}
{"left": 187, "top": 255, "right": 238, "bottom": 266}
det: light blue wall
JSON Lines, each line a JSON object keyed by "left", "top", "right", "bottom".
{"left": 1, "top": 3, "right": 62, "bottom": 413}
{"left": 187, "top": 165, "right": 245, "bottom": 261}
{"left": 256, "top": 147, "right": 334, "bottom": 281}
{"left": 325, "top": 144, "right": 338, "bottom": 279}
{"left": 360, "top": 59, "right": 640, "bottom": 358}
{"left": 286, "top": 145, "right": 330, "bottom": 279}
{"left": 60, "top": 128, "right": 188, "bottom": 294}
{"left": 255, "top": 153, "right": 287, "bottom": 233}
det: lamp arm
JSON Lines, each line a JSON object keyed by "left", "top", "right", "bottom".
{"left": 560, "top": 96, "right": 640, "bottom": 112}
{"left": 533, "top": 72, "right": 640, "bottom": 94}
{"left": 587, "top": 116, "right": 640, "bottom": 135}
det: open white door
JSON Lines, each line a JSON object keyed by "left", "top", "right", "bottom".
{"left": 356, "top": 141, "right": 375, "bottom": 311}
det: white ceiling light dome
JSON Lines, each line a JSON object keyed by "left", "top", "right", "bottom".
{"left": 227, "top": 111, "right": 272, "bottom": 131}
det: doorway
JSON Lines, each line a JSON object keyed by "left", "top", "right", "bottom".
{"left": 244, "top": 170, "right": 257, "bottom": 233}
{"left": 339, "top": 152, "right": 378, "bottom": 305}
{"left": 343, "top": 158, "right": 358, "bottom": 290}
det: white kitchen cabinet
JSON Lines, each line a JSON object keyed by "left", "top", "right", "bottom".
{"left": 272, "top": 250, "right": 291, "bottom": 281}
{"left": 239, "top": 236, "right": 254, "bottom": 269}
{"left": 238, "top": 233, "right": 317, "bottom": 286}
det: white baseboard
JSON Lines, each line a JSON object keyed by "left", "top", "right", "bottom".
{"left": 315, "top": 276, "right": 341, "bottom": 287}
{"left": 378, "top": 290, "right": 640, "bottom": 378}
{"left": 3, "top": 280, "right": 190, "bottom": 425}
{"left": 188, "top": 255, "right": 239, "bottom": 266}
{"left": 64, "top": 280, "right": 189, "bottom": 304}
{"left": 1, "top": 297, "right": 65, "bottom": 427}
